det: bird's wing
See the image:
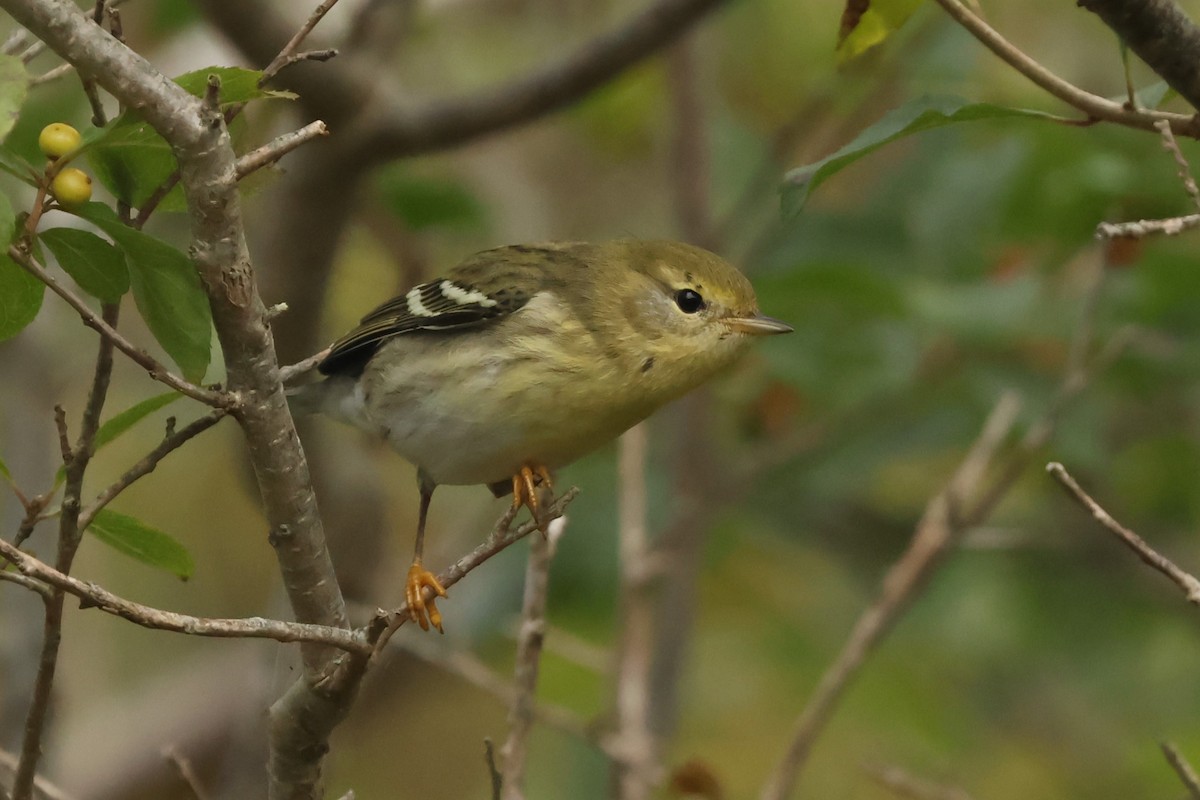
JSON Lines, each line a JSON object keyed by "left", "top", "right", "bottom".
{"left": 317, "top": 246, "right": 552, "bottom": 376}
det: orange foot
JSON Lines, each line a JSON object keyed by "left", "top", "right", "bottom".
{"left": 406, "top": 561, "right": 448, "bottom": 633}
{"left": 511, "top": 463, "right": 554, "bottom": 530}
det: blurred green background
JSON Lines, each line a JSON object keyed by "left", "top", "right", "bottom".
{"left": 3, "top": 1, "right": 1200, "bottom": 798}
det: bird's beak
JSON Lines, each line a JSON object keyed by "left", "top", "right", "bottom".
{"left": 723, "top": 313, "right": 793, "bottom": 336}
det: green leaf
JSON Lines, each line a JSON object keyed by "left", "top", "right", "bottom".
{"left": 0, "top": 54, "right": 29, "bottom": 144}
{"left": 75, "top": 203, "right": 212, "bottom": 381}
{"left": 836, "top": 0, "right": 925, "bottom": 65}
{"left": 0, "top": 191, "right": 43, "bottom": 341}
{"left": 84, "top": 114, "right": 179, "bottom": 209}
{"left": 86, "top": 508, "right": 194, "bottom": 579}
{"left": 172, "top": 66, "right": 297, "bottom": 105}
{"left": 376, "top": 170, "right": 487, "bottom": 231}
{"left": 40, "top": 227, "right": 130, "bottom": 303}
{"left": 781, "top": 95, "right": 1062, "bottom": 218}
{"left": 0, "top": 253, "right": 44, "bottom": 340}
{"left": 0, "top": 142, "right": 37, "bottom": 185}
{"left": 0, "top": 453, "right": 11, "bottom": 482}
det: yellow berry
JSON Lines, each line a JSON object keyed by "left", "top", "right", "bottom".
{"left": 50, "top": 168, "right": 92, "bottom": 209}
{"left": 38, "top": 122, "right": 82, "bottom": 160}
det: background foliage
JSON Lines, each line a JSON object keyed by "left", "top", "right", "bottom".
{"left": 3, "top": 1, "right": 1200, "bottom": 798}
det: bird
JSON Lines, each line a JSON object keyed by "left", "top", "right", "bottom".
{"left": 289, "top": 239, "right": 792, "bottom": 632}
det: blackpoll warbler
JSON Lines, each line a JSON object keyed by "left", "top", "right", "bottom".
{"left": 291, "top": 239, "right": 791, "bottom": 631}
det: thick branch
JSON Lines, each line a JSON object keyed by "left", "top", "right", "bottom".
{"left": 354, "top": 0, "right": 727, "bottom": 160}
{"left": 1078, "top": 0, "right": 1200, "bottom": 112}
{"left": 0, "top": 0, "right": 348, "bottom": 668}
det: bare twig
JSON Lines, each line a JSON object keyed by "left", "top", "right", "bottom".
{"left": 162, "top": 745, "right": 211, "bottom": 800}
{"left": 28, "top": 61, "right": 72, "bottom": 86}
{"left": 6, "top": 246, "right": 234, "bottom": 409}
{"left": 0, "top": 747, "right": 76, "bottom": 800}
{"left": 260, "top": 0, "right": 343, "bottom": 85}
{"left": 1156, "top": 119, "right": 1200, "bottom": 210}
{"left": 235, "top": 120, "right": 330, "bottom": 179}
{"left": 484, "top": 740, "right": 502, "bottom": 800}
{"left": 1047, "top": 462, "right": 1200, "bottom": 605}
{"left": 865, "top": 763, "right": 977, "bottom": 800}
{"left": 0, "top": 536, "right": 370, "bottom": 653}
{"left": 1162, "top": 742, "right": 1200, "bottom": 799}
{"left": 78, "top": 411, "right": 227, "bottom": 530}
{"left": 500, "top": 517, "right": 565, "bottom": 800}
{"left": 265, "top": 48, "right": 338, "bottom": 78}
{"left": 759, "top": 393, "right": 1022, "bottom": 800}
{"left": 1096, "top": 214, "right": 1200, "bottom": 238}
{"left": 931, "top": 0, "right": 1199, "bottom": 136}
{"left": 0, "top": 569, "right": 52, "bottom": 600}
{"left": 1097, "top": 119, "right": 1200, "bottom": 238}
{"left": 610, "top": 423, "right": 660, "bottom": 800}
{"left": 15, "top": 301, "right": 119, "bottom": 800}
{"left": 279, "top": 346, "right": 331, "bottom": 384}
{"left": 367, "top": 490, "right": 580, "bottom": 654}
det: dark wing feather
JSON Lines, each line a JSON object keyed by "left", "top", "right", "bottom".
{"left": 317, "top": 253, "right": 542, "bottom": 377}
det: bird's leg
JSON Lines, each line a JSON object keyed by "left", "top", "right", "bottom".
{"left": 511, "top": 463, "right": 555, "bottom": 533}
{"left": 406, "top": 474, "right": 447, "bottom": 633}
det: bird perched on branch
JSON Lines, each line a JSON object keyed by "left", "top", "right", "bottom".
{"left": 289, "top": 239, "right": 792, "bottom": 632}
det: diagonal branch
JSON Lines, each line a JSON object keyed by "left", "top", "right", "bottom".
{"left": 1047, "top": 462, "right": 1200, "bottom": 605}
{"left": 7, "top": 245, "right": 233, "bottom": 409}
{"left": 759, "top": 393, "right": 1022, "bottom": 800}
{"left": 354, "top": 0, "right": 729, "bottom": 160}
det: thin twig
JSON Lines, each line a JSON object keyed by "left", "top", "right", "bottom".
{"left": 1047, "top": 462, "right": 1200, "bottom": 605}
{"left": 15, "top": 301, "right": 119, "bottom": 800}
{"left": 610, "top": 423, "right": 659, "bottom": 800}
{"left": 500, "top": 517, "right": 565, "bottom": 800}
{"left": 6, "top": 246, "right": 233, "bottom": 409}
{"left": 162, "top": 745, "right": 211, "bottom": 800}
{"left": 1155, "top": 119, "right": 1200, "bottom": 211}
{"left": 1096, "top": 119, "right": 1200, "bottom": 239}
{"left": 28, "top": 62, "right": 72, "bottom": 86}
{"left": 758, "top": 393, "right": 1022, "bottom": 800}
{"left": 484, "top": 740, "right": 503, "bottom": 800}
{"left": 1096, "top": 214, "right": 1200, "bottom": 238}
{"left": 260, "top": 0, "right": 342, "bottom": 85}
{"left": 0, "top": 569, "right": 53, "bottom": 600}
{"left": 0, "top": 747, "right": 77, "bottom": 800}
{"left": 78, "top": 411, "right": 226, "bottom": 530}
{"left": 280, "top": 347, "right": 331, "bottom": 384}
{"left": 366, "top": 489, "right": 580, "bottom": 655}
{"left": 864, "top": 763, "right": 977, "bottom": 800}
{"left": 1162, "top": 742, "right": 1200, "bottom": 800}
{"left": 235, "top": 120, "right": 330, "bottom": 179}
{"left": 931, "top": 0, "right": 1198, "bottom": 136}
{"left": 0, "top": 537, "right": 370, "bottom": 653}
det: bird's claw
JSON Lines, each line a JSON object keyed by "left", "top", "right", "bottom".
{"left": 406, "top": 561, "right": 448, "bottom": 633}
{"left": 512, "top": 464, "right": 555, "bottom": 534}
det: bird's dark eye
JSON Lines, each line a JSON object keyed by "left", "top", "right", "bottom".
{"left": 674, "top": 289, "right": 705, "bottom": 314}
